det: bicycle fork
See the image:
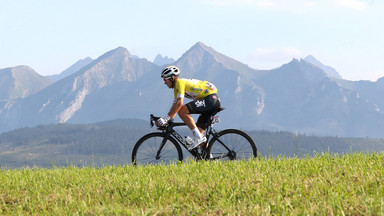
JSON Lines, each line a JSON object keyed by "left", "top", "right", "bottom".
{"left": 156, "top": 134, "right": 170, "bottom": 160}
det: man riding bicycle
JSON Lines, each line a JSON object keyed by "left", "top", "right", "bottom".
{"left": 156, "top": 66, "right": 221, "bottom": 150}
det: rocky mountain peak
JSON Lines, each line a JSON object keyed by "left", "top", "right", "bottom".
{"left": 97, "top": 47, "right": 126, "bottom": 61}
{"left": 153, "top": 54, "right": 175, "bottom": 66}
{"left": 0, "top": 66, "right": 52, "bottom": 100}
{"left": 274, "top": 58, "right": 330, "bottom": 85}
{"left": 79, "top": 46, "right": 151, "bottom": 84}
{"left": 303, "top": 55, "right": 342, "bottom": 79}
{"left": 176, "top": 42, "right": 258, "bottom": 78}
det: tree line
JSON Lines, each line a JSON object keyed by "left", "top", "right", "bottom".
{"left": 1, "top": 119, "right": 383, "bottom": 167}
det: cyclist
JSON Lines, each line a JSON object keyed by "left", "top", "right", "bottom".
{"left": 156, "top": 66, "right": 221, "bottom": 150}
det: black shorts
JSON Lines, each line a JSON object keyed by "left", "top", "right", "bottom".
{"left": 186, "top": 94, "right": 221, "bottom": 130}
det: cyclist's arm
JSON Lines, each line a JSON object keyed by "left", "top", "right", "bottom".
{"left": 168, "top": 97, "right": 183, "bottom": 119}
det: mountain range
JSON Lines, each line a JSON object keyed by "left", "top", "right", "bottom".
{"left": 1, "top": 42, "right": 384, "bottom": 138}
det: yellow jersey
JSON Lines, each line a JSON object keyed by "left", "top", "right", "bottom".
{"left": 174, "top": 78, "right": 218, "bottom": 101}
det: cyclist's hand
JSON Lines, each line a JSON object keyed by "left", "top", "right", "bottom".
{"left": 156, "top": 115, "right": 170, "bottom": 127}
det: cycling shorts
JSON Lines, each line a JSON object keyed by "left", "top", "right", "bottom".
{"left": 186, "top": 94, "right": 221, "bottom": 130}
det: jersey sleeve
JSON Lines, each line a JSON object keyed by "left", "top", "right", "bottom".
{"left": 174, "top": 79, "right": 185, "bottom": 102}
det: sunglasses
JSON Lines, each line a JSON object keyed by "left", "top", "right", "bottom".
{"left": 163, "top": 77, "right": 171, "bottom": 82}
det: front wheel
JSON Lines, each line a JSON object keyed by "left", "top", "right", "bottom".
{"left": 206, "top": 129, "right": 257, "bottom": 161}
{"left": 132, "top": 132, "right": 183, "bottom": 165}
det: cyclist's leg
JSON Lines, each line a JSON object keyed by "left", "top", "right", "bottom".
{"left": 196, "top": 114, "right": 209, "bottom": 133}
{"left": 179, "top": 94, "right": 221, "bottom": 141}
{"left": 179, "top": 103, "right": 209, "bottom": 133}
{"left": 194, "top": 94, "right": 221, "bottom": 147}
{"left": 178, "top": 104, "right": 206, "bottom": 147}
{"left": 178, "top": 105, "right": 197, "bottom": 130}
{"left": 180, "top": 100, "right": 212, "bottom": 145}
{"left": 195, "top": 114, "right": 210, "bottom": 148}
{"left": 179, "top": 105, "right": 207, "bottom": 146}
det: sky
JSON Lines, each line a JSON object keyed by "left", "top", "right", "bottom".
{"left": 0, "top": 0, "right": 383, "bottom": 81}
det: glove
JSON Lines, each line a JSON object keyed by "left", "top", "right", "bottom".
{"left": 156, "top": 115, "right": 170, "bottom": 126}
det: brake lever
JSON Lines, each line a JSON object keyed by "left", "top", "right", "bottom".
{"left": 150, "top": 114, "right": 155, "bottom": 127}
{"left": 150, "top": 114, "right": 162, "bottom": 128}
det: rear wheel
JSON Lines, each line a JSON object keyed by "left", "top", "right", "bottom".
{"left": 132, "top": 132, "right": 183, "bottom": 165}
{"left": 206, "top": 129, "right": 257, "bottom": 161}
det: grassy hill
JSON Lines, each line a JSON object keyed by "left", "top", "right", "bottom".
{"left": 1, "top": 153, "right": 383, "bottom": 215}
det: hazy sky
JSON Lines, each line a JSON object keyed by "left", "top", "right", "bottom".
{"left": 1, "top": 0, "right": 383, "bottom": 81}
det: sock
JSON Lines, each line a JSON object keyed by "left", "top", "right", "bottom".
{"left": 192, "top": 127, "right": 203, "bottom": 139}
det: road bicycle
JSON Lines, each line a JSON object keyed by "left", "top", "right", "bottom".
{"left": 131, "top": 108, "right": 257, "bottom": 165}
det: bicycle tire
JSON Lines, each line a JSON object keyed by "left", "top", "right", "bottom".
{"left": 132, "top": 132, "right": 183, "bottom": 165}
{"left": 206, "top": 129, "right": 257, "bottom": 161}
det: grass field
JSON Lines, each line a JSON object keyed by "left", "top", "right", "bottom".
{"left": 1, "top": 153, "right": 383, "bottom": 215}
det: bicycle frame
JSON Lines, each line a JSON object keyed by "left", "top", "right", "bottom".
{"left": 150, "top": 114, "right": 222, "bottom": 160}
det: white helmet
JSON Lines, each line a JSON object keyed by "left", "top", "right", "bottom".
{"left": 161, "top": 66, "right": 180, "bottom": 78}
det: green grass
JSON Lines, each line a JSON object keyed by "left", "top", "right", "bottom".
{"left": 1, "top": 153, "right": 384, "bottom": 215}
